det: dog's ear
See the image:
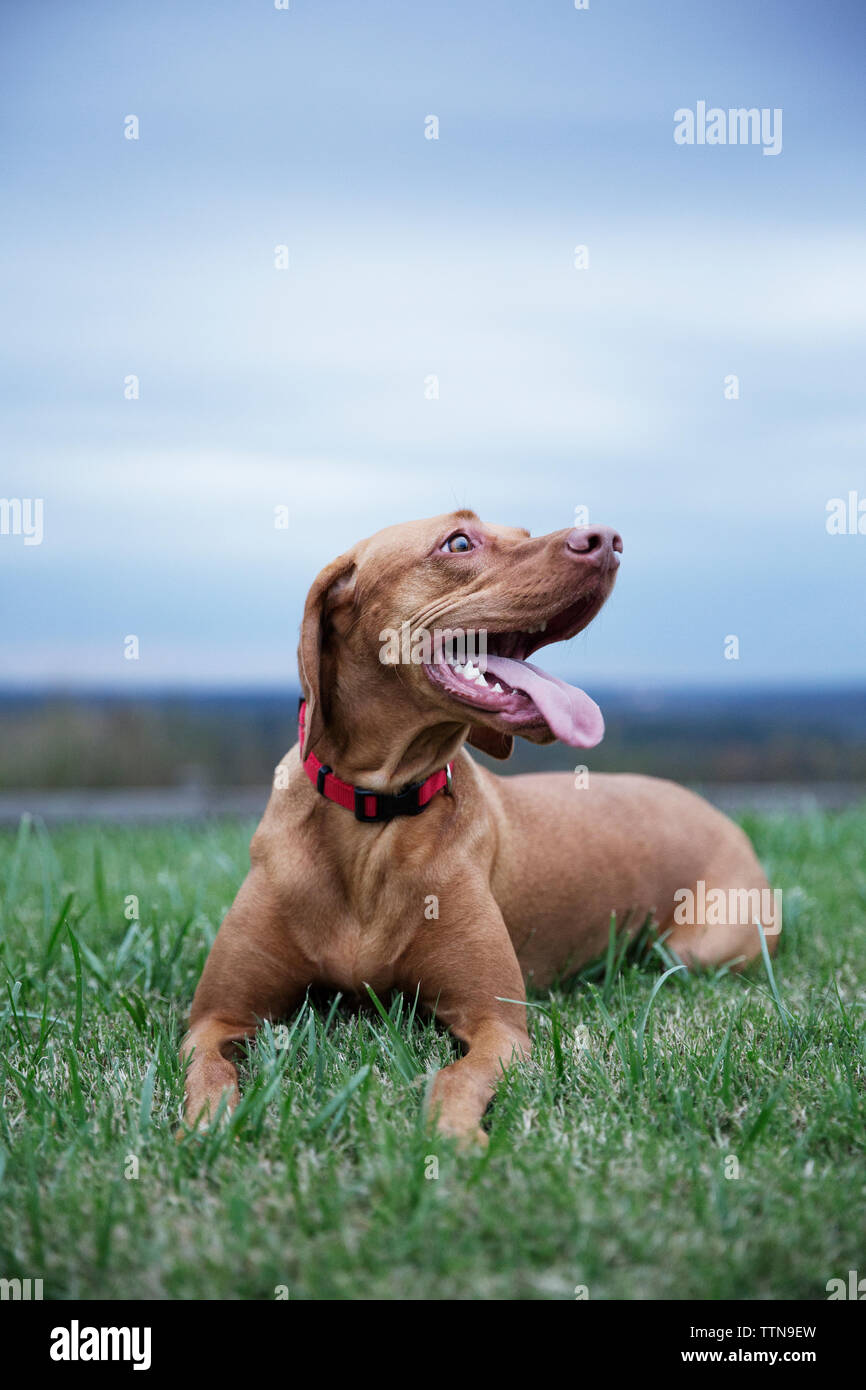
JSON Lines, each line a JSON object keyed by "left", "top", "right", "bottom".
{"left": 297, "top": 554, "right": 357, "bottom": 760}
{"left": 467, "top": 726, "right": 513, "bottom": 760}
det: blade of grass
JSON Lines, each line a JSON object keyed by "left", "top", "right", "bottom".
{"left": 66, "top": 924, "right": 84, "bottom": 1049}
{"left": 308, "top": 1064, "right": 371, "bottom": 1133}
{"left": 138, "top": 1059, "right": 157, "bottom": 1135}
{"left": 756, "top": 922, "right": 791, "bottom": 1034}
{"left": 365, "top": 984, "right": 418, "bottom": 1082}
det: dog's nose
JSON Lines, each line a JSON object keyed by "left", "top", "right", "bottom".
{"left": 565, "top": 526, "right": 623, "bottom": 565}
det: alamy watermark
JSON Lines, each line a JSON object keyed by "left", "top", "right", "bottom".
{"left": 673, "top": 881, "right": 782, "bottom": 934}
{"left": 0, "top": 1277, "right": 43, "bottom": 1299}
{"left": 379, "top": 623, "right": 488, "bottom": 671}
{"left": 50, "top": 1322, "right": 151, "bottom": 1370}
{"left": 0, "top": 498, "right": 43, "bottom": 545}
{"left": 826, "top": 1269, "right": 866, "bottom": 1299}
{"left": 826, "top": 492, "right": 866, "bottom": 535}
{"left": 674, "top": 103, "right": 782, "bottom": 157}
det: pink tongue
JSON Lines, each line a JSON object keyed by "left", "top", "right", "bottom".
{"left": 483, "top": 656, "right": 605, "bottom": 748}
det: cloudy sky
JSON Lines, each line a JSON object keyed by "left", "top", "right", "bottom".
{"left": 2, "top": 0, "right": 865, "bottom": 690}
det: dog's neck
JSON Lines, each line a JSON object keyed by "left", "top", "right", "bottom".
{"left": 309, "top": 693, "right": 469, "bottom": 792}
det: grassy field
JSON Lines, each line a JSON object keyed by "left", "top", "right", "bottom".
{"left": 0, "top": 806, "right": 864, "bottom": 1301}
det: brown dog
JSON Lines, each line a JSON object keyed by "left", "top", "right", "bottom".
{"left": 181, "top": 511, "right": 777, "bottom": 1145}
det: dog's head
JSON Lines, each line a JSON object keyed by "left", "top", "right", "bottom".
{"left": 298, "top": 510, "right": 621, "bottom": 764}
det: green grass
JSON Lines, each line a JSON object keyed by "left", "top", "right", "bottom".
{"left": 0, "top": 806, "right": 864, "bottom": 1301}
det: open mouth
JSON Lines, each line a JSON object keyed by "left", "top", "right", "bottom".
{"left": 423, "top": 591, "right": 607, "bottom": 748}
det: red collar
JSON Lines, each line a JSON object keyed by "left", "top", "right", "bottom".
{"left": 298, "top": 700, "right": 453, "bottom": 822}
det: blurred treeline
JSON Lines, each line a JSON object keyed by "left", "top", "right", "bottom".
{"left": 2, "top": 687, "right": 865, "bottom": 789}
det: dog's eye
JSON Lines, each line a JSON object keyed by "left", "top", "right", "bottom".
{"left": 443, "top": 533, "right": 474, "bottom": 553}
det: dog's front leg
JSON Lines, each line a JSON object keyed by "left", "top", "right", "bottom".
{"left": 403, "top": 904, "right": 531, "bottom": 1147}
{"left": 427, "top": 1017, "right": 530, "bottom": 1147}
{"left": 180, "top": 1015, "right": 252, "bottom": 1128}
{"left": 179, "top": 867, "right": 309, "bottom": 1131}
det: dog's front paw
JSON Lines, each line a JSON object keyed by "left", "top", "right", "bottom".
{"left": 433, "top": 1114, "right": 489, "bottom": 1152}
{"left": 458, "top": 1125, "right": 489, "bottom": 1152}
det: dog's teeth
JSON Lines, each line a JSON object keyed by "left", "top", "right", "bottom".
{"left": 454, "top": 662, "right": 464, "bottom": 674}
{"left": 493, "top": 682, "right": 503, "bottom": 693}
{"left": 475, "top": 672, "right": 488, "bottom": 686}
{"left": 539, "top": 620, "right": 547, "bottom": 632}
{"left": 464, "top": 662, "right": 478, "bottom": 679}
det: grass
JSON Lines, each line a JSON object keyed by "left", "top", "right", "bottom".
{"left": 0, "top": 806, "right": 864, "bottom": 1301}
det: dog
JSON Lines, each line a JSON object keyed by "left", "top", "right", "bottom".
{"left": 181, "top": 511, "right": 777, "bottom": 1145}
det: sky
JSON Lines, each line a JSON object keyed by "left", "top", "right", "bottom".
{"left": 1, "top": 0, "right": 865, "bottom": 691}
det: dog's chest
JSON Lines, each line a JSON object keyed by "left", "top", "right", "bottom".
{"left": 272, "top": 814, "right": 444, "bottom": 992}
{"left": 293, "top": 870, "right": 422, "bottom": 994}
{"left": 306, "top": 914, "right": 412, "bottom": 994}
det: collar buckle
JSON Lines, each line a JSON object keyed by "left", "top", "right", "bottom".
{"left": 353, "top": 781, "right": 423, "bottom": 822}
